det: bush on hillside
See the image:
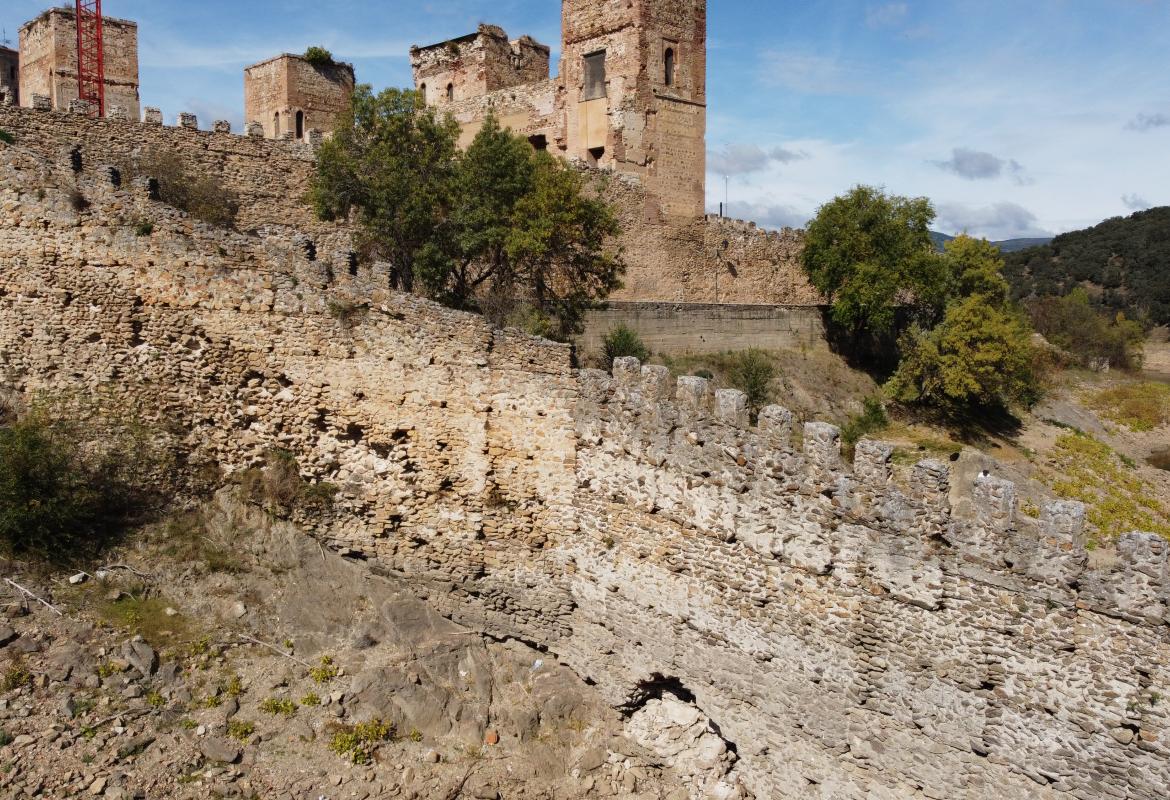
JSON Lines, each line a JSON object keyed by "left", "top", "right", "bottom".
{"left": 0, "top": 410, "right": 145, "bottom": 564}
{"left": 601, "top": 325, "right": 649, "bottom": 370}
{"left": 1028, "top": 288, "right": 1145, "bottom": 370}
{"left": 728, "top": 349, "right": 776, "bottom": 418}
{"left": 119, "top": 149, "right": 239, "bottom": 229}
{"left": 841, "top": 397, "right": 889, "bottom": 455}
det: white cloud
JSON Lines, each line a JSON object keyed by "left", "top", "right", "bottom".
{"left": 1122, "top": 193, "right": 1152, "bottom": 211}
{"left": 935, "top": 202, "right": 1051, "bottom": 240}
{"left": 866, "top": 3, "right": 910, "bottom": 29}
{"left": 1127, "top": 112, "right": 1170, "bottom": 131}
{"left": 707, "top": 143, "right": 809, "bottom": 176}
{"left": 931, "top": 148, "right": 1029, "bottom": 184}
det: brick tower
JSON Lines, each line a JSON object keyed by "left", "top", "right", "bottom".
{"left": 244, "top": 53, "right": 355, "bottom": 140}
{"left": 17, "top": 7, "right": 139, "bottom": 118}
{"left": 561, "top": 0, "right": 707, "bottom": 219}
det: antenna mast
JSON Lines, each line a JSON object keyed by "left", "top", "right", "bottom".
{"left": 75, "top": 0, "right": 105, "bottom": 117}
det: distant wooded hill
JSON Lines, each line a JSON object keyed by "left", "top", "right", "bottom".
{"left": 930, "top": 232, "right": 1053, "bottom": 253}
{"left": 1001, "top": 207, "right": 1170, "bottom": 326}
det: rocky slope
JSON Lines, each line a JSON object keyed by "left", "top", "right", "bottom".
{"left": 0, "top": 494, "right": 736, "bottom": 800}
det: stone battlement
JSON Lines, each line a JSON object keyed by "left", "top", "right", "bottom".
{"left": 577, "top": 357, "right": 1168, "bottom": 625}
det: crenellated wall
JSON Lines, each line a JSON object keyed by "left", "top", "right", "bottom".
{"left": 2, "top": 118, "right": 1168, "bottom": 800}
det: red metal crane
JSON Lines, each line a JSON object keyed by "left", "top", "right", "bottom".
{"left": 75, "top": 0, "right": 105, "bottom": 117}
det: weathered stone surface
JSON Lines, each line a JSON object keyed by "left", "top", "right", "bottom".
{"left": 1, "top": 110, "right": 1168, "bottom": 800}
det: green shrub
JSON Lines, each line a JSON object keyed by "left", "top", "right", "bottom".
{"left": 259, "top": 697, "right": 297, "bottom": 717}
{"left": 841, "top": 397, "right": 889, "bottom": 455}
{"left": 329, "top": 719, "right": 395, "bottom": 765}
{"left": 237, "top": 449, "right": 338, "bottom": 516}
{"left": 134, "top": 219, "right": 154, "bottom": 237}
{"left": 0, "top": 130, "right": 14, "bottom": 145}
{"left": 1028, "top": 289, "right": 1145, "bottom": 370}
{"left": 309, "top": 655, "right": 339, "bottom": 684}
{"left": 0, "top": 410, "right": 143, "bottom": 563}
{"left": 118, "top": 149, "right": 238, "bottom": 229}
{"left": 304, "top": 46, "right": 335, "bottom": 67}
{"left": 601, "top": 325, "right": 649, "bottom": 370}
{"left": 227, "top": 721, "right": 255, "bottom": 742}
{"left": 727, "top": 349, "right": 776, "bottom": 417}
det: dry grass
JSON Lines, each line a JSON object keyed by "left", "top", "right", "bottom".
{"left": 1086, "top": 381, "right": 1170, "bottom": 431}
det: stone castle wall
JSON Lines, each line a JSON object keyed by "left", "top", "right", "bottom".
{"left": 0, "top": 103, "right": 342, "bottom": 239}
{"left": 0, "top": 103, "right": 813, "bottom": 306}
{"left": 1, "top": 134, "right": 1167, "bottom": 799}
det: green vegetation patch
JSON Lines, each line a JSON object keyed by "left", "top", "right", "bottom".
{"left": 328, "top": 719, "right": 396, "bottom": 765}
{"left": 304, "top": 46, "right": 335, "bottom": 66}
{"left": 1087, "top": 381, "right": 1170, "bottom": 431}
{"left": 259, "top": 697, "right": 297, "bottom": 717}
{"left": 601, "top": 325, "right": 649, "bottom": 370}
{"left": 0, "top": 130, "right": 14, "bottom": 145}
{"left": 1043, "top": 432, "right": 1170, "bottom": 544}
{"left": 92, "top": 592, "right": 193, "bottom": 650}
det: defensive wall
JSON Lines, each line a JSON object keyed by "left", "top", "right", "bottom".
{"left": 1, "top": 129, "right": 1168, "bottom": 800}
{"left": 0, "top": 102, "right": 814, "bottom": 311}
{"left": 579, "top": 302, "right": 828, "bottom": 356}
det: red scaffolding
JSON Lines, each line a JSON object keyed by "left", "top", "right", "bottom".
{"left": 75, "top": 0, "right": 105, "bottom": 117}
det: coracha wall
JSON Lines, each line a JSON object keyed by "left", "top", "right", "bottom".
{"left": 2, "top": 121, "right": 1167, "bottom": 800}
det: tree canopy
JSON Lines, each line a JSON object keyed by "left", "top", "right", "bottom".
{"left": 887, "top": 237, "right": 1038, "bottom": 412}
{"left": 801, "top": 187, "right": 1042, "bottom": 416}
{"left": 801, "top": 186, "right": 949, "bottom": 338}
{"left": 310, "top": 87, "right": 623, "bottom": 339}
{"left": 1003, "top": 206, "right": 1170, "bottom": 326}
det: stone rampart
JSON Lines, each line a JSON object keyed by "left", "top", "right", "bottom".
{"left": 0, "top": 102, "right": 336, "bottom": 238}
{"left": 2, "top": 124, "right": 1168, "bottom": 800}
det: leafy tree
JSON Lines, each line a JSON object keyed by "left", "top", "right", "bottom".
{"left": 312, "top": 99, "right": 623, "bottom": 338}
{"left": 1028, "top": 288, "right": 1145, "bottom": 370}
{"left": 728, "top": 349, "right": 776, "bottom": 418}
{"left": 801, "top": 186, "right": 948, "bottom": 338}
{"left": 886, "top": 236, "right": 1038, "bottom": 412}
{"left": 503, "top": 151, "right": 623, "bottom": 337}
{"left": 602, "top": 325, "right": 649, "bottom": 370}
{"left": 310, "top": 86, "right": 460, "bottom": 292}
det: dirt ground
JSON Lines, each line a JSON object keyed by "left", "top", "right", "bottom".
{"left": 1, "top": 495, "right": 733, "bottom": 800}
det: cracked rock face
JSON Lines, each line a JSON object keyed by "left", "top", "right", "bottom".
{"left": 626, "top": 692, "right": 748, "bottom": 800}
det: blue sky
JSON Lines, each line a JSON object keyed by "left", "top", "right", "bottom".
{"left": 4, "top": 0, "right": 1169, "bottom": 238}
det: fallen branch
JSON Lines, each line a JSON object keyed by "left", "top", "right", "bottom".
{"left": 4, "top": 577, "right": 64, "bottom": 616}
{"left": 95, "top": 564, "right": 154, "bottom": 582}
{"left": 238, "top": 633, "right": 315, "bottom": 668}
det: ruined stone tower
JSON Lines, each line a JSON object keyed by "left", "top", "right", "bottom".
{"left": 17, "top": 8, "right": 140, "bottom": 118}
{"left": 561, "top": 0, "right": 707, "bottom": 219}
{"left": 410, "top": 0, "right": 707, "bottom": 220}
{"left": 244, "top": 54, "right": 355, "bottom": 140}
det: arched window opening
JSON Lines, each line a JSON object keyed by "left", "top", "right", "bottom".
{"left": 446, "top": 83, "right": 454, "bottom": 101}
{"left": 295, "top": 110, "right": 305, "bottom": 139}
{"left": 664, "top": 47, "right": 675, "bottom": 87}
{"left": 419, "top": 83, "right": 427, "bottom": 102}
{"left": 274, "top": 112, "right": 281, "bottom": 136}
